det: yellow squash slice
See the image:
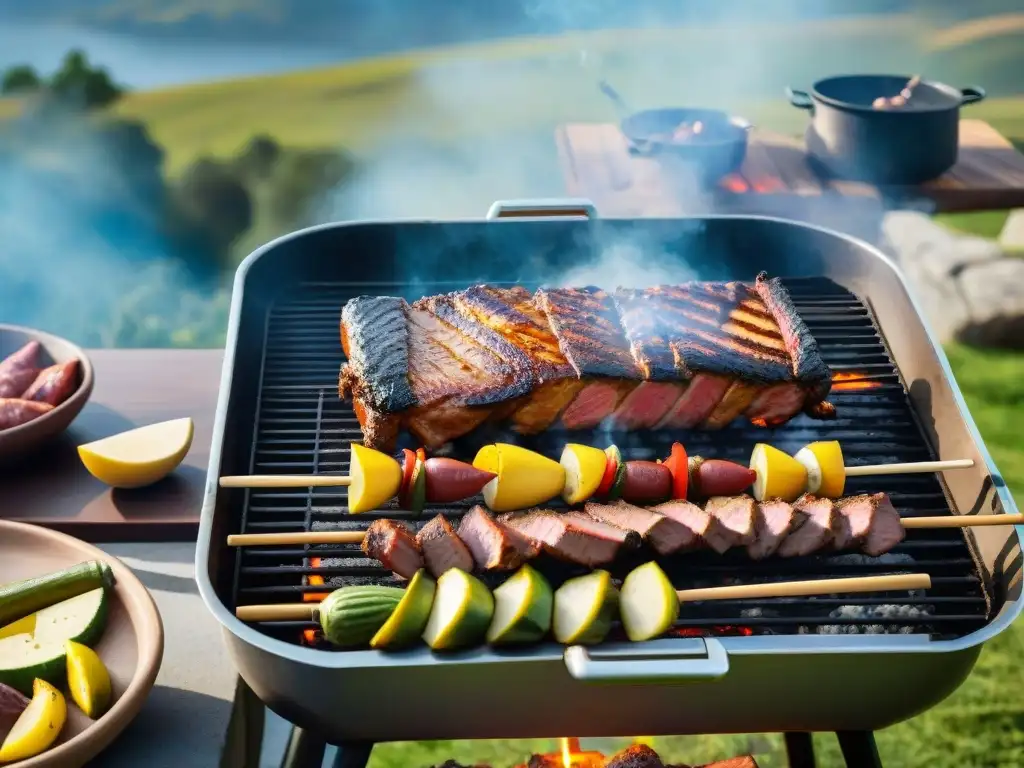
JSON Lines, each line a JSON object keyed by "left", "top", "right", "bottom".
{"left": 473, "top": 443, "right": 565, "bottom": 512}
{"left": 348, "top": 443, "right": 403, "bottom": 514}
{"left": 794, "top": 440, "right": 846, "bottom": 498}
{"left": 750, "top": 443, "right": 808, "bottom": 502}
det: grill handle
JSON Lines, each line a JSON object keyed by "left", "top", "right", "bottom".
{"left": 563, "top": 638, "right": 729, "bottom": 683}
{"left": 486, "top": 198, "right": 598, "bottom": 220}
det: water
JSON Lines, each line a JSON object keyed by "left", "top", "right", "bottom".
{"left": 0, "top": 22, "right": 347, "bottom": 88}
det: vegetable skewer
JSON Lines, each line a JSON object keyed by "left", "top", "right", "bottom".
{"left": 225, "top": 509, "right": 1024, "bottom": 547}
{"left": 221, "top": 439, "right": 975, "bottom": 513}
{"left": 234, "top": 569, "right": 933, "bottom": 649}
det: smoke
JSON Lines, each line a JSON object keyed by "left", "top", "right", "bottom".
{"left": 0, "top": 107, "right": 228, "bottom": 347}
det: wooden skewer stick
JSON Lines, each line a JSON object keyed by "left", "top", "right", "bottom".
{"left": 219, "top": 458, "right": 976, "bottom": 490}
{"left": 844, "top": 459, "right": 974, "bottom": 476}
{"left": 234, "top": 572, "right": 932, "bottom": 622}
{"left": 225, "top": 509, "right": 1021, "bottom": 548}
{"left": 220, "top": 474, "right": 351, "bottom": 488}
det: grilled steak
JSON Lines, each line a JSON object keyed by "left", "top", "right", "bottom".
{"left": 748, "top": 499, "right": 798, "bottom": 560}
{"left": 536, "top": 286, "right": 641, "bottom": 428}
{"left": 457, "top": 506, "right": 540, "bottom": 571}
{"left": 703, "top": 495, "right": 757, "bottom": 553}
{"left": 584, "top": 500, "right": 695, "bottom": 555}
{"left": 453, "top": 285, "right": 584, "bottom": 433}
{"left": 499, "top": 508, "right": 640, "bottom": 566}
{"left": 361, "top": 519, "right": 423, "bottom": 580}
{"left": 339, "top": 276, "right": 833, "bottom": 449}
{"left": 833, "top": 494, "right": 877, "bottom": 550}
{"left": 777, "top": 494, "right": 837, "bottom": 557}
{"left": 854, "top": 493, "right": 906, "bottom": 556}
{"left": 649, "top": 499, "right": 715, "bottom": 550}
{"left": 416, "top": 514, "right": 474, "bottom": 576}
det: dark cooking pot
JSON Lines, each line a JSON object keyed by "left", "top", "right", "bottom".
{"left": 786, "top": 75, "right": 986, "bottom": 185}
{"left": 599, "top": 82, "right": 751, "bottom": 182}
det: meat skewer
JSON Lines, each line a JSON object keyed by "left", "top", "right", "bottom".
{"left": 225, "top": 496, "right": 1024, "bottom": 579}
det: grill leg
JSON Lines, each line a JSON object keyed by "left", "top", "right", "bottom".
{"left": 837, "top": 731, "right": 882, "bottom": 768}
{"left": 281, "top": 727, "right": 327, "bottom": 768}
{"left": 784, "top": 732, "right": 816, "bottom": 768}
{"left": 329, "top": 742, "right": 374, "bottom": 768}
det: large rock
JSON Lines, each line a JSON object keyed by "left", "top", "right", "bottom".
{"left": 881, "top": 211, "right": 1024, "bottom": 349}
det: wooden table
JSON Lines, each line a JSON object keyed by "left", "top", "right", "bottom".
{"left": 0, "top": 349, "right": 221, "bottom": 541}
{"left": 556, "top": 119, "right": 1024, "bottom": 226}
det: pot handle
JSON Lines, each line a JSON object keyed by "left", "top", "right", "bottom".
{"left": 563, "top": 638, "right": 730, "bottom": 683}
{"left": 786, "top": 87, "right": 814, "bottom": 112}
{"left": 960, "top": 86, "right": 986, "bottom": 106}
{"left": 486, "top": 198, "right": 598, "bottom": 220}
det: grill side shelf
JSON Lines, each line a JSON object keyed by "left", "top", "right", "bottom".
{"left": 229, "top": 277, "right": 990, "bottom": 648}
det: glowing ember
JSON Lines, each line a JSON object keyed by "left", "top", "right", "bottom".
{"left": 721, "top": 174, "right": 749, "bottom": 193}
{"left": 554, "top": 738, "right": 603, "bottom": 768}
{"left": 305, "top": 556, "right": 328, "bottom": 602}
{"left": 831, "top": 371, "right": 884, "bottom": 392}
{"left": 672, "top": 626, "right": 755, "bottom": 638}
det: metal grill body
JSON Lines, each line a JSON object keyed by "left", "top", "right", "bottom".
{"left": 196, "top": 212, "right": 1021, "bottom": 743}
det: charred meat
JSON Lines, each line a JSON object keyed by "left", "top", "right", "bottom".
{"left": 499, "top": 508, "right": 640, "bottom": 567}
{"left": 584, "top": 500, "right": 696, "bottom": 555}
{"left": 417, "top": 514, "right": 474, "bottom": 577}
{"left": 457, "top": 506, "right": 540, "bottom": 571}
{"left": 703, "top": 495, "right": 757, "bottom": 554}
{"left": 747, "top": 499, "right": 798, "bottom": 560}
{"left": 361, "top": 519, "right": 423, "bottom": 580}
{"left": 339, "top": 274, "right": 833, "bottom": 450}
{"left": 777, "top": 495, "right": 837, "bottom": 558}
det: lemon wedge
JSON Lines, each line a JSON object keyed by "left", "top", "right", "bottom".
{"left": 473, "top": 443, "right": 565, "bottom": 512}
{"left": 560, "top": 443, "right": 608, "bottom": 505}
{"left": 750, "top": 443, "right": 807, "bottom": 502}
{"left": 0, "top": 679, "right": 67, "bottom": 763}
{"left": 348, "top": 443, "right": 403, "bottom": 514}
{"left": 66, "top": 641, "right": 112, "bottom": 719}
{"left": 78, "top": 417, "right": 193, "bottom": 488}
{"left": 794, "top": 440, "right": 846, "bottom": 498}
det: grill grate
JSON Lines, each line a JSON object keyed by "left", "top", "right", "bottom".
{"left": 230, "top": 277, "right": 990, "bottom": 646}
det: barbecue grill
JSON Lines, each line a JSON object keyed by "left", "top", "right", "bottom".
{"left": 195, "top": 200, "right": 1021, "bottom": 750}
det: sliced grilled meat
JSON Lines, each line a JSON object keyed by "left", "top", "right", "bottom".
{"left": 361, "top": 519, "right": 424, "bottom": 580}
{"left": 658, "top": 372, "right": 731, "bottom": 428}
{"left": 453, "top": 285, "right": 584, "bottom": 433}
{"left": 584, "top": 500, "right": 695, "bottom": 555}
{"left": 745, "top": 382, "right": 808, "bottom": 427}
{"left": 649, "top": 499, "right": 716, "bottom": 551}
{"left": 457, "top": 505, "right": 540, "bottom": 571}
{"left": 833, "top": 494, "right": 877, "bottom": 550}
{"left": 416, "top": 514, "right": 474, "bottom": 577}
{"left": 498, "top": 508, "right": 640, "bottom": 567}
{"left": 536, "top": 286, "right": 641, "bottom": 428}
{"left": 748, "top": 499, "right": 798, "bottom": 560}
{"left": 777, "top": 494, "right": 837, "bottom": 557}
{"left": 703, "top": 495, "right": 757, "bottom": 553}
{"left": 853, "top": 493, "right": 906, "bottom": 556}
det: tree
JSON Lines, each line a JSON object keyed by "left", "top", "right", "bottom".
{"left": 1, "top": 65, "right": 41, "bottom": 95}
{"left": 49, "top": 49, "right": 124, "bottom": 110}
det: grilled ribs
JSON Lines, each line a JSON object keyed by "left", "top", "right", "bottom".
{"left": 339, "top": 273, "right": 834, "bottom": 450}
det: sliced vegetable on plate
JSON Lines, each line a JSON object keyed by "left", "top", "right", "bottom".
{"left": 65, "top": 641, "right": 112, "bottom": 720}
{"left": 0, "top": 586, "right": 109, "bottom": 694}
{"left": 552, "top": 570, "right": 619, "bottom": 645}
{"left": 0, "top": 683, "right": 29, "bottom": 739}
{"left": 78, "top": 417, "right": 194, "bottom": 489}
{"left": 486, "top": 564, "right": 553, "bottom": 645}
{"left": 0, "top": 561, "right": 114, "bottom": 628}
{"left": 0, "top": 679, "right": 67, "bottom": 764}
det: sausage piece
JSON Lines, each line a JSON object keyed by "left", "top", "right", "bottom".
{"left": 0, "top": 398, "right": 54, "bottom": 430}
{"left": 22, "top": 360, "right": 79, "bottom": 406}
{"left": 0, "top": 341, "right": 41, "bottom": 398}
